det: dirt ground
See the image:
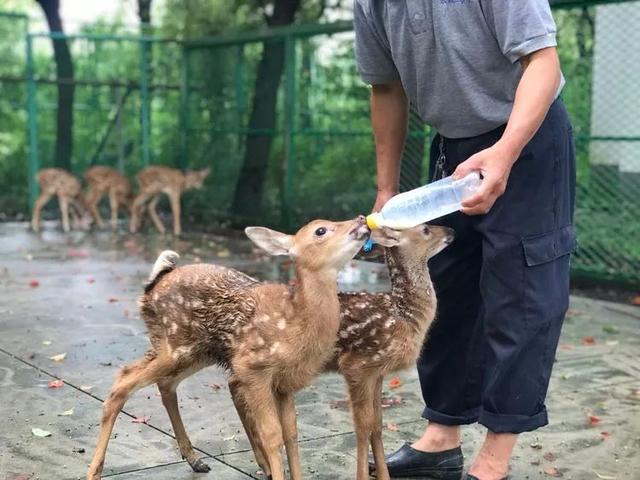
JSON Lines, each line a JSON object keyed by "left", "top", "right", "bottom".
{"left": 0, "top": 221, "right": 638, "bottom": 480}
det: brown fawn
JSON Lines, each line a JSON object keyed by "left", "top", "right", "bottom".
{"left": 31, "top": 168, "right": 92, "bottom": 232}
{"left": 236, "top": 224, "right": 454, "bottom": 480}
{"left": 128, "top": 165, "right": 210, "bottom": 236}
{"left": 84, "top": 166, "right": 132, "bottom": 230}
{"left": 86, "top": 216, "right": 370, "bottom": 480}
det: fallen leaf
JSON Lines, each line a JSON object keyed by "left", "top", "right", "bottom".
{"left": 566, "top": 308, "right": 586, "bottom": 317}
{"left": 80, "top": 385, "right": 93, "bottom": 391}
{"left": 49, "top": 353, "right": 67, "bottom": 362}
{"left": 131, "top": 415, "right": 150, "bottom": 424}
{"left": 582, "top": 336, "right": 596, "bottom": 346}
{"left": 559, "top": 344, "right": 573, "bottom": 351}
{"left": 48, "top": 379, "right": 64, "bottom": 389}
{"left": 381, "top": 396, "right": 403, "bottom": 408}
{"left": 594, "top": 471, "right": 616, "bottom": 479}
{"left": 544, "top": 467, "right": 562, "bottom": 477}
{"left": 223, "top": 434, "right": 237, "bottom": 441}
{"left": 59, "top": 408, "right": 74, "bottom": 416}
{"left": 31, "top": 428, "right": 52, "bottom": 437}
{"left": 108, "top": 297, "right": 118, "bottom": 303}
{"left": 209, "top": 383, "right": 223, "bottom": 391}
{"left": 87, "top": 277, "right": 95, "bottom": 284}
{"left": 217, "top": 248, "right": 231, "bottom": 258}
{"left": 73, "top": 447, "right": 85, "bottom": 454}
{"left": 67, "top": 248, "right": 90, "bottom": 258}
{"left": 42, "top": 340, "right": 51, "bottom": 346}
{"left": 389, "top": 377, "right": 402, "bottom": 389}
{"left": 588, "top": 414, "right": 601, "bottom": 426}
{"left": 6, "top": 474, "right": 30, "bottom": 480}
{"left": 600, "top": 431, "right": 612, "bottom": 440}
{"left": 543, "top": 452, "right": 557, "bottom": 462}
{"left": 29, "top": 279, "right": 40, "bottom": 288}
{"left": 631, "top": 295, "right": 640, "bottom": 306}
{"left": 629, "top": 388, "right": 640, "bottom": 400}
{"left": 530, "top": 441, "right": 543, "bottom": 450}
{"left": 602, "top": 325, "right": 619, "bottom": 334}
{"left": 386, "top": 423, "right": 399, "bottom": 431}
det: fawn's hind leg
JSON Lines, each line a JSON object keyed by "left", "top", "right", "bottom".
{"left": 147, "top": 195, "right": 166, "bottom": 234}
{"left": 87, "top": 354, "right": 173, "bottom": 480}
{"left": 370, "top": 375, "right": 390, "bottom": 480}
{"left": 157, "top": 377, "right": 210, "bottom": 473}
{"left": 346, "top": 373, "right": 379, "bottom": 480}
{"left": 31, "top": 192, "right": 52, "bottom": 232}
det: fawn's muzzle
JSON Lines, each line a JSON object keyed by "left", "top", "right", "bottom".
{"left": 349, "top": 215, "right": 370, "bottom": 241}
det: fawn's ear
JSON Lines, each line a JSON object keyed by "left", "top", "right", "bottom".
{"left": 371, "top": 227, "right": 401, "bottom": 247}
{"left": 245, "top": 227, "right": 293, "bottom": 256}
{"left": 200, "top": 167, "right": 211, "bottom": 178}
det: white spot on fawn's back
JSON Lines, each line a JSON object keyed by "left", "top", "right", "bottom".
{"left": 277, "top": 319, "right": 286, "bottom": 330}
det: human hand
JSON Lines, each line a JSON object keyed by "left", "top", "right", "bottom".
{"left": 372, "top": 189, "right": 397, "bottom": 212}
{"left": 452, "top": 143, "right": 518, "bottom": 215}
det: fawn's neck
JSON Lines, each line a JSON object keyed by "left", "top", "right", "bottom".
{"left": 386, "top": 250, "right": 436, "bottom": 335}
{"left": 290, "top": 265, "right": 341, "bottom": 342}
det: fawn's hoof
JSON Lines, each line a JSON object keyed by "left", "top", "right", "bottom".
{"left": 189, "top": 458, "right": 211, "bottom": 473}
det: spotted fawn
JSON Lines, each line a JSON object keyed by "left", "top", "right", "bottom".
{"left": 129, "top": 165, "right": 210, "bottom": 236}
{"left": 84, "top": 166, "right": 132, "bottom": 230}
{"left": 86, "top": 216, "right": 370, "bottom": 480}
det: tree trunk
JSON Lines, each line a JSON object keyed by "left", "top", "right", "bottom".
{"left": 231, "top": 0, "right": 301, "bottom": 221}
{"left": 36, "top": 0, "right": 74, "bottom": 170}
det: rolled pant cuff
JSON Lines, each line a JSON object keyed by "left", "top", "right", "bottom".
{"left": 478, "top": 407, "right": 549, "bottom": 434}
{"left": 422, "top": 406, "right": 480, "bottom": 426}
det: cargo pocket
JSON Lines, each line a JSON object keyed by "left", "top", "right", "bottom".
{"left": 522, "top": 225, "right": 577, "bottom": 330}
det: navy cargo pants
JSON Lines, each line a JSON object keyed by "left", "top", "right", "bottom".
{"left": 420, "top": 99, "right": 577, "bottom": 433}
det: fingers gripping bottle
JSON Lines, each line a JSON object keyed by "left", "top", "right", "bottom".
{"left": 366, "top": 172, "right": 482, "bottom": 230}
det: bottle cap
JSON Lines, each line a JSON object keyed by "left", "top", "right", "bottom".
{"left": 366, "top": 213, "right": 381, "bottom": 230}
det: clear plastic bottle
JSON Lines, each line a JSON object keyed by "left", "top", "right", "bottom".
{"left": 366, "top": 172, "right": 482, "bottom": 230}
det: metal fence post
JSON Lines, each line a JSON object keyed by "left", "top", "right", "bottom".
{"left": 179, "top": 45, "right": 190, "bottom": 169}
{"left": 140, "top": 38, "right": 151, "bottom": 166}
{"left": 282, "top": 34, "right": 296, "bottom": 229}
{"left": 25, "top": 33, "right": 39, "bottom": 211}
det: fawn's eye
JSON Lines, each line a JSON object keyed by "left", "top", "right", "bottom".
{"left": 422, "top": 225, "right": 431, "bottom": 236}
{"left": 315, "top": 227, "right": 327, "bottom": 237}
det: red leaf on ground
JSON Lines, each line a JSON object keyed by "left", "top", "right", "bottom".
{"left": 389, "top": 377, "right": 402, "bottom": 389}
{"left": 600, "top": 431, "right": 612, "bottom": 440}
{"left": 631, "top": 295, "right": 640, "bottom": 306}
{"left": 582, "top": 336, "right": 596, "bottom": 345}
{"left": 559, "top": 344, "right": 573, "bottom": 351}
{"left": 6, "top": 475, "right": 31, "bottom": 480}
{"left": 67, "top": 248, "right": 90, "bottom": 258}
{"left": 588, "top": 414, "right": 601, "bottom": 426}
{"left": 544, "top": 467, "right": 562, "bottom": 477}
{"left": 29, "top": 280, "right": 40, "bottom": 288}
{"left": 87, "top": 277, "right": 95, "bottom": 284}
{"left": 131, "top": 416, "right": 150, "bottom": 424}
{"left": 108, "top": 297, "right": 118, "bottom": 303}
{"left": 381, "top": 396, "right": 403, "bottom": 408}
{"left": 48, "top": 379, "right": 64, "bottom": 389}
{"left": 386, "top": 423, "right": 399, "bottom": 431}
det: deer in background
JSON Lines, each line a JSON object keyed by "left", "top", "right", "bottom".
{"left": 86, "top": 216, "right": 370, "bottom": 480}
{"left": 84, "top": 166, "right": 132, "bottom": 230}
{"left": 129, "top": 165, "right": 210, "bottom": 236}
{"left": 31, "top": 168, "right": 93, "bottom": 233}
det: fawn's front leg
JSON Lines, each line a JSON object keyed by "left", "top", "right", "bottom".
{"left": 347, "top": 374, "right": 378, "bottom": 480}
{"left": 168, "top": 191, "right": 182, "bottom": 236}
{"left": 238, "top": 381, "right": 286, "bottom": 480}
{"left": 31, "top": 192, "right": 52, "bottom": 232}
{"left": 108, "top": 190, "right": 119, "bottom": 230}
{"left": 86, "top": 187, "right": 106, "bottom": 228}
{"left": 59, "top": 194, "right": 71, "bottom": 232}
{"left": 229, "top": 378, "right": 271, "bottom": 476}
{"left": 370, "top": 375, "right": 390, "bottom": 480}
{"left": 276, "top": 391, "right": 302, "bottom": 480}
{"left": 129, "top": 192, "right": 151, "bottom": 233}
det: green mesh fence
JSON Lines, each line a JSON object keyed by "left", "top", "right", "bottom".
{"left": 0, "top": 1, "right": 638, "bottom": 285}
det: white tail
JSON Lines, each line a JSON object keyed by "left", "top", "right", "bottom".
{"left": 144, "top": 250, "right": 180, "bottom": 293}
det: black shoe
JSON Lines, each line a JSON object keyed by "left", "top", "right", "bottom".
{"left": 464, "top": 475, "right": 509, "bottom": 480}
{"left": 368, "top": 443, "right": 463, "bottom": 479}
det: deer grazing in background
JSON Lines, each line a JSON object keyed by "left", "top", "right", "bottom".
{"left": 31, "top": 168, "right": 93, "bottom": 233}
{"left": 86, "top": 216, "right": 370, "bottom": 480}
{"left": 129, "top": 165, "right": 210, "bottom": 236}
{"left": 84, "top": 166, "right": 132, "bottom": 230}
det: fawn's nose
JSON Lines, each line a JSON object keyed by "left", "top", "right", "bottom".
{"left": 356, "top": 215, "right": 366, "bottom": 225}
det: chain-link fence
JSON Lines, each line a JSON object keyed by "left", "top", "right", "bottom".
{"left": 0, "top": 0, "right": 638, "bottom": 285}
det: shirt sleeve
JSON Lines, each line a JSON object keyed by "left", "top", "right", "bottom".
{"left": 481, "top": 0, "right": 558, "bottom": 63}
{"left": 353, "top": 0, "right": 399, "bottom": 85}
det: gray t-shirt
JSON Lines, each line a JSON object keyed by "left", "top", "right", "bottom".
{"left": 354, "top": 0, "right": 562, "bottom": 138}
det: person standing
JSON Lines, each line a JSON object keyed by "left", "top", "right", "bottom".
{"left": 354, "top": 1, "right": 577, "bottom": 479}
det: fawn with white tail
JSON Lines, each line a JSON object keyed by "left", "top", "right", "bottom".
{"left": 84, "top": 166, "right": 132, "bottom": 230}
{"left": 129, "top": 165, "right": 210, "bottom": 236}
{"left": 86, "top": 216, "right": 370, "bottom": 480}
{"left": 31, "top": 168, "right": 93, "bottom": 232}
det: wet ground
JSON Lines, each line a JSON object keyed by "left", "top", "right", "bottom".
{"left": 0, "top": 221, "right": 638, "bottom": 480}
